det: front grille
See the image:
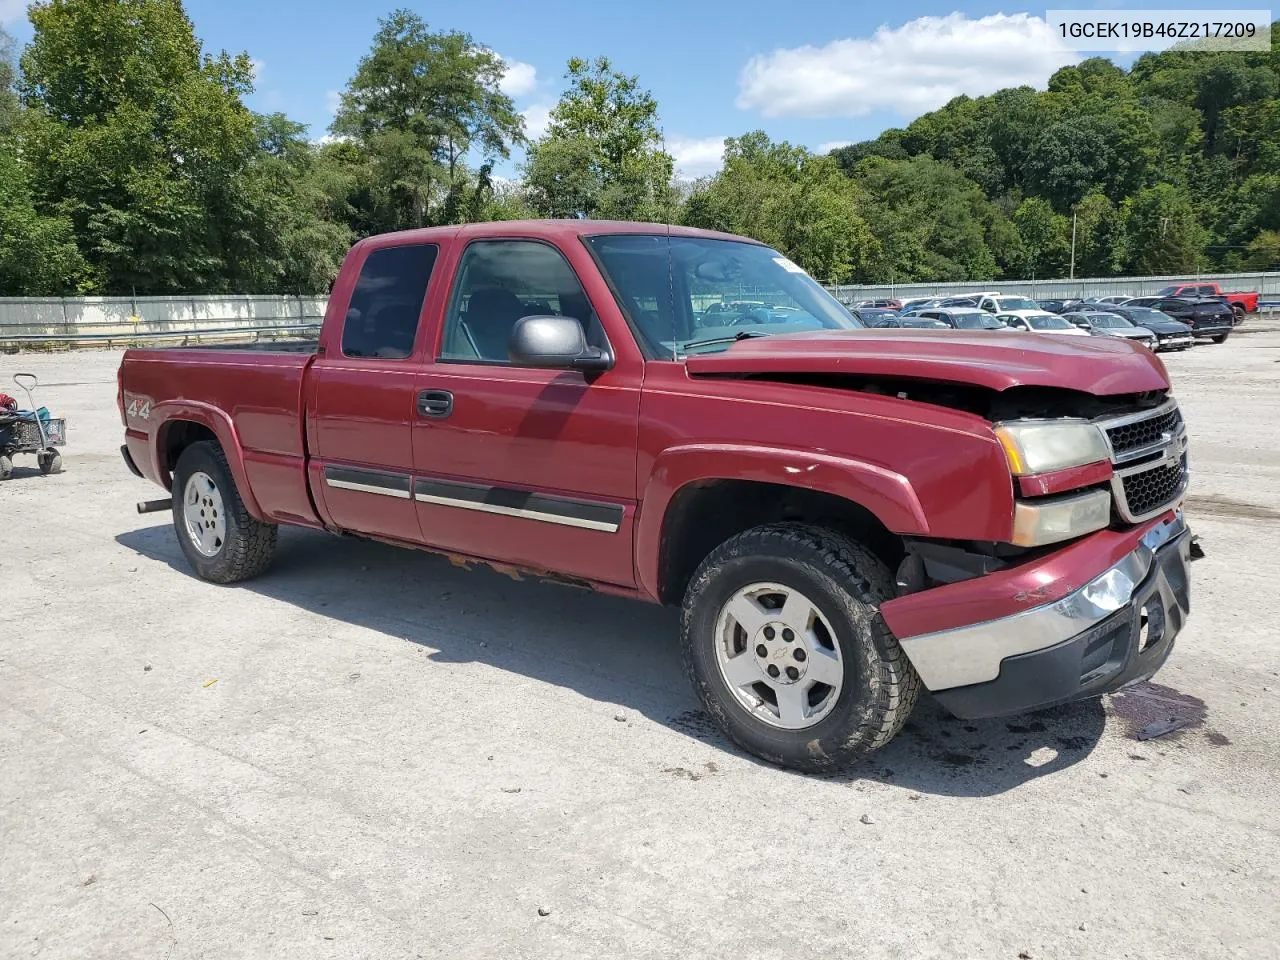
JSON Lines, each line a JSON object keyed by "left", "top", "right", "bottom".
{"left": 1120, "top": 455, "right": 1187, "bottom": 518}
{"left": 1106, "top": 406, "right": 1182, "bottom": 455}
{"left": 1098, "top": 401, "right": 1189, "bottom": 523}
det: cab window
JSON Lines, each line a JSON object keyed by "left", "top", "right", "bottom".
{"left": 341, "top": 244, "right": 438, "bottom": 359}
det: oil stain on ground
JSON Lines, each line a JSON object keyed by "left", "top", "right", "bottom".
{"left": 1109, "top": 681, "right": 1206, "bottom": 740}
{"left": 1185, "top": 494, "right": 1280, "bottom": 522}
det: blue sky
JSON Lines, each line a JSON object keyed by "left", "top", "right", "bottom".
{"left": 0, "top": 0, "right": 1242, "bottom": 177}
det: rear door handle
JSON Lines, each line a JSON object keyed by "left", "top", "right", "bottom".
{"left": 417, "top": 389, "right": 454, "bottom": 419}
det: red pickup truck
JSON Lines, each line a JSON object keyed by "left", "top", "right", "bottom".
{"left": 119, "top": 221, "right": 1194, "bottom": 771}
{"left": 1155, "top": 282, "right": 1258, "bottom": 319}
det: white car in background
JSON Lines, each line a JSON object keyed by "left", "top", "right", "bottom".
{"left": 997, "top": 310, "right": 1091, "bottom": 336}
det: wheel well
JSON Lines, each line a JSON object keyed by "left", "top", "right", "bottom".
{"left": 656, "top": 480, "right": 904, "bottom": 605}
{"left": 160, "top": 420, "right": 218, "bottom": 480}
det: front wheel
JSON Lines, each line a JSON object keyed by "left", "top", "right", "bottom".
{"left": 1212, "top": 332, "right": 1229, "bottom": 344}
{"left": 171, "top": 441, "right": 278, "bottom": 583}
{"left": 681, "top": 523, "right": 920, "bottom": 772}
{"left": 0, "top": 454, "right": 11, "bottom": 480}
{"left": 37, "top": 451, "right": 62, "bottom": 475}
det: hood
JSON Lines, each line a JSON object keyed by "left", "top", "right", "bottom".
{"left": 1142, "top": 319, "right": 1193, "bottom": 334}
{"left": 683, "top": 329, "right": 1170, "bottom": 395}
{"left": 1099, "top": 327, "right": 1154, "bottom": 339}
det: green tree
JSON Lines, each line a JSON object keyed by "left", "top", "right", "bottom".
{"left": 847, "top": 156, "right": 1007, "bottom": 282}
{"left": 524, "top": 56, "right": 674, "bottom": 221}
{"left": 681, "top": 132, "right": 874, "bottom": 282}
{"left": 20, "top": 0, "right": 268, "bottom": 292}
{"left": 1122, "top": 184, "right": 1208, "bottom": 274}
{"left": 0, "top": 24, "right": 19, "bottom": 135}
{"left": 1245, "top": 230, "right": 1280, "bottom": 269}
{"left": 0, "top": 146, "right": 88, "bottom": 294}
{"left": 331, "top": 9, "right": 524, "bottom": 231}
{"left": 1012, "top": 197, "right": 1070, "bottom": 279}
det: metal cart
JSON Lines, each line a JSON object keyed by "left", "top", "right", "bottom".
{"left": 0, "top": 373, "right": 66, "bottom": 479}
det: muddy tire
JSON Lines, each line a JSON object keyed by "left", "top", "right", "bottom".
{"left": 37, "top": 450, "right": 62, "bottom": 475}
{"left": 171, "top": 441, "right": 277, "bottom": 583}
{"left": 0, "top": 454, "right": 11, "bottom": 480}
{"left": 681, "top": 523, "right": 920, "bottom": 772}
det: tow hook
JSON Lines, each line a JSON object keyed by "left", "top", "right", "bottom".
{"left": 1190, "top": 535, "right": 1205, "bottom": 561}
{"left": 136, "top": 498, "right": 172, "bottom": 514}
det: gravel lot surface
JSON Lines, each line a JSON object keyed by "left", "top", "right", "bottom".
{"left": 2, "top": 333, "right": 1278, "bottom": 960}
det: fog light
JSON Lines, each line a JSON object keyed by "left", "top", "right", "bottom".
{"left": 1011, "top": 489, "right": 1112, "bottom": 547}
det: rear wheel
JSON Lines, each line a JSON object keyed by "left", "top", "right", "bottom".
{"left": 681, "top": 523, "right": 920, "bottom": 772}
{"left": 171, "top": 441, "right": 277, "bottom": 583}
{"left": 1211, "top": 332, "right": 1229, "bottom": 344}
{"left": 0, "top": 454, "right": 11, "bottom": 480}
{"left": 1232, "top": 305, "right": 1245, "bottom": 324}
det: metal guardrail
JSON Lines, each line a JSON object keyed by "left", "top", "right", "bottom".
{"left": 0, "top": 322, "right": 322, "bottom": 348}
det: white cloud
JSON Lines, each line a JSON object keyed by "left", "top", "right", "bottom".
{"left": 249, "top": 58, "right": 265, "bottom": 82}
{"left": 522, "top": 102, "right": 553, "bottom": 140}
{"left": 737, "top": 13, "right": 1079, "bottom": 119}
{"left": 817, "top": 140, "right": 853, "bottom": 154}
{"left": 325, "top": 90, "right": 342, "bottom": 116}
{"left": 499, "top": 57, "right": 537, "bottom": 97}
{"left": 668, "top": 136, "right": 726, "bottom": 179}
{"left": 0, "top": 0, "right": 24, "bottom": 25}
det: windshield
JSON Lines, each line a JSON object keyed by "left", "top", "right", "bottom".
{"left": 586, "top": 235, "right": 858, "bottom": 356}
{"left": 1156, "top": 286, "right": 1180, "bottom": 296}
{"left": 1026, "top": 313, "right": 1072, "bottom": 330}
{"left": 1091, "top": 314, "right": 1131, "bottom": 328}
{"left": 997, "top": 297, "right": 1038, "bottom": 311}
{"left": 953, "top": 312, "right": 1007, "bottom": 330}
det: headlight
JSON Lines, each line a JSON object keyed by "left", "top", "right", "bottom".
{"left": 994, "top": 420, "right": 1110, "bottom": 476}
{"left": 1012, "top": 489, "right": 1112, "bottom": 546}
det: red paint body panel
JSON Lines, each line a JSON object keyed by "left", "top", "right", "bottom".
{"left": 685, "top": 328, "right": 1171, "bottom": 395}
{"left": 881, "top": 509, "right": 1180, "bottom": 639}
{"left": 119, "top": 220, "right": 1176, "bottom": 641}
{"left": 1017, "top": 460, "right": 1114, "bottom": 497}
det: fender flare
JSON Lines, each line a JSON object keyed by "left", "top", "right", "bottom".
{"left": 151, "top": 400, "right": 266, "bottom": 521}
{"left": 634, "top": 443, "right": 930, "bottom": 600}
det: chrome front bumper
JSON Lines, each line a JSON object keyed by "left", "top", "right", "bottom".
{"left": 900, "top": 511, "right": 1190, "bottom": 705}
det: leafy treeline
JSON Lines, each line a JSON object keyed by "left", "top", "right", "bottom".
{"left": 1, "top": 2, "right": 1277, "bottom": 295}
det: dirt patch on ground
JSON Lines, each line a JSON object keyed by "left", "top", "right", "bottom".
{"left": 1185, "top": 494, "right": 1280, "bottom": 522}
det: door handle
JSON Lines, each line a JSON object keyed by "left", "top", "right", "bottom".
{"left": 417, "top": 389, "right": 454, "bottom": 418}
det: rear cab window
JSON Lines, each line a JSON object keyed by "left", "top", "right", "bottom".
{"left": 341, "top": 244, "right": 439, "bottom": 359}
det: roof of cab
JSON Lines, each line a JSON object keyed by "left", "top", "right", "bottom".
{"left": 361, "top": 219, "right": 759, "bottom": 249}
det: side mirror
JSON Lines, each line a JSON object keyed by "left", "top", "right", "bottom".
{"left": 508, "top": 315, "right": 612, "bottom": 372}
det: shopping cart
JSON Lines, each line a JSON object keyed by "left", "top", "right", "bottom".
{"left": 0, "top": 373, "right": 67, "bottom": 479}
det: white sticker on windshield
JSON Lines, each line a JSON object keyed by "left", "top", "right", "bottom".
{"left": 773, "top": 256, "right": 807, "bottom": 274}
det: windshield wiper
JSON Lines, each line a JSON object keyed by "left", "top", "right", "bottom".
{"left": 678, "top": 330, "right": 772, "bottom": 354}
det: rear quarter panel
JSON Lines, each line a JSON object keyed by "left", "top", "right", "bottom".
{"left": 121, "top": 349, "right": 319, "bottom": 526}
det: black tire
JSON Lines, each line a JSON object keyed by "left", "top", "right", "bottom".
{"left": 171, "top": 441, "right": 277, "bottom": 583}
{"left": 38, "top": 451, "right": 62, "bottom": 475}
{"left": 0, "top": 454, "right": 11, "bottom": 480}
{"left": 1211, "top": 332, "right": 1229, "bottom": 344}
{"left": 681, "top": 522, "right": 920, "bottom": 772}
{"left": 1232, "top": 306, "right": 1245, "bottom": 324}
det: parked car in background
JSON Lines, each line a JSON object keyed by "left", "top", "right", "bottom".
{"left": 1098, "top": 306, "right": 1194, "bottom": 352}
{"left": 977, "top": 295, "right": 1041, "bottom": 313}
{"left": 1063, "top": 311, "right": 1157, "bottom": 348}
{"left": 850, "top": 307, "right": 902, "bottom": 326}
{"left": 1123, "top": 297, "right": 1233, "bottom": 343}
{"left": 1094, "top": 296, "right": 1131, "bottom": 305}
{"left": 1155, "top": 282, "right": 1258, "bottom": 319}
{"left": 855, "top": 298, "right": 902, "bottom": 310}
{"left": 898, "top": 297, "right": 943, "bottom": 313}
{"left": 997, "top": 311, "right": 1090, "bottom": 336}
{"left": 905, "top": 308, "right": 1008, "bottom": 331}
{"left": 868, "top": 315, "right": 950, "bottom": 329}
{"left": 1035, "top": 299, "right": 1071, "bottom": 313}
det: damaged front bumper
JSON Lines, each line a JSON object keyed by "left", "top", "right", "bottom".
{"left": 885, "top": 511, "right": 1192, "bottom": 719}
